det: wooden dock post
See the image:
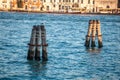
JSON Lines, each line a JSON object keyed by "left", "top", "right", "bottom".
{"left": 27, "top": 24, "right": 48, "bottom": 61}
{"left": 41, "top": 24, "right": 48, "bottom": 61}
{"left": 96, "top": 20, "right": 103, "bottom": 48}
{"left": 85, "top": 20, "right": 103, "bottom": 49}
{"left": 85, "top": 20, "right": 93, "bottom": 47}
{"left": 91, "top": 20, "right": 96, "bottom": 48}
{"left": 35, "top": 25, "right": 41, "bottom": 61}
{"left": 27, "top": 26, "right": 36, "bottom": 60}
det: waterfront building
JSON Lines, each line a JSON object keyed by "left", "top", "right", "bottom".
{"left": 58, "top": 0, "right": 94, "bottom": 13}
{"left": 10, "top": 0, "right": 42, "bottom": 11}
{"left": 0, "top": 0, "right": 11, "bottom": 10}
{"left": 41, "top": 0, "right": 95, "bottom": 13}
{"left": 23, "top": 0, "right": 42, "bottom": 11}
{"left": 0, "top": 0, "right": 119, "bottom": 13}
{"left": 11, "top": 0, "right": 19, "bottom": 10}
{"left": 41, "top": 0, "right": 59, "bottom": 12}
{"left": 94, "top": 0, "right": 118, "bottom": 13}
{"left": 41, "top": 0, "right": 118, "bottom": 13}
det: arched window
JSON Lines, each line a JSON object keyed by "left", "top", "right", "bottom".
{"left": 47, "top": 6, "right": 49, "bottom": 11}
{"left": 106, "top": 5, "right": 110, "bottom": 8}
{"left": 88, "top": 0, "right": 90, "bottom": 4}
{"left": 2, "top": 0, "right": 7, "bottom": 3}
{"left": 17, "top": 0, "right": 23, "bottom": 8}
{"left": 72, "top": 3, "right": 79, "bottom": 7}
{"left": 25, "top": 5, "right": 27, "bottom": 10}
{"left": 81, "top": 0, "right": 83, "bottom": 3}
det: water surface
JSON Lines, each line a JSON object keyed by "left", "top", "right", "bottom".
{"left": 0, "top": 12, "right": 120, "bottom": 80}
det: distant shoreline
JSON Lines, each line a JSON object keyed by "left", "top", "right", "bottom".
{"left": 0, "top": 10, "right": 120, "bottom": 15}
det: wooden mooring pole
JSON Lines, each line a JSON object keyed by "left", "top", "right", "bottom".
{"left": 27, "top": 24, "right": 48, "bottom": 61}
{"left": 35, "top": 26, "right": 41, "bottom": 61}
{"left": 41, "top": 25, "right": 48, "bottom": 61}
{"left": 27, "top": 26, "right": 36, "bottom": 60}
{"left": 85, "top": 20, "right": 103, "bottom": 49}
{"left": 91, "top": 20, "right": 96, "bottom": 48}
{"left": 96, "top": 20, "right": 103, "bottom": 48}
{"left": 85, "top": 20, "right": 93, "bottom": 47}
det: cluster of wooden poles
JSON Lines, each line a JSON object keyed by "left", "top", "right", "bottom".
{"left": 27, "top": 24, "right": 48, "bottom": 61}
{"left": 85, "top": 20, "right": 103, "bottom": 49}
{"left": 27, "top": 20, "right": 103, "bottom": 61}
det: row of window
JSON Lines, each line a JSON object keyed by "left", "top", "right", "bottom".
{"left": 24, "top": 0, "right": 38, "bottom": 2}
{"left": 46, "top": 5, "right": 70, "bottom": 11}
{"left": 2, "top": 4, "right": 7, "bottom": 8}
{"left": 2, "top": 0, "right": 7, "bottom": 3}
{"left": 23, "top": 0, "right": 94, "bottom": 4}
{"left": 59, "top": 5, "right": 71, "bottom": 10}
{"left": 42, "top": 0, "right": 94, "bottom": 4}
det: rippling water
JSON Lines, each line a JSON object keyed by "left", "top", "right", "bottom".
{"left": 0, "top": 12, "right": 120, "bottom": 80}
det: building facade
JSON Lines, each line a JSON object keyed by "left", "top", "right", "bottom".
{"left": 41, "top": 0, "right": 118, "bottom": 13}
{"left": 10, "top": 0, "right": 42, "bottom": 11}
{"left": 0, "top": 0, "right": 11, "bottom": 10}
{"left": 95, "top": 0, "right": 118, "bottom": 13}
{"left": 11, "top": 0, "right": 17, "bottom": 10}
{"left": 23, "top": 0, "right": 42, "bottom": 11}
{"left": 41, "top": 0, "right": 95, "bottom": 13}
{"left": 0, "top": 0, "right": 119, "bottom": 13}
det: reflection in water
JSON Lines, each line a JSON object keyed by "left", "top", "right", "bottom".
{"left": 86, "top": 48, "right": 102, "bottom": 54}
{"left": 27, "top": 61, "right": 47, "bottom": 77}
{"left": 0, "top": 12, "right": 120, "bottom": 79}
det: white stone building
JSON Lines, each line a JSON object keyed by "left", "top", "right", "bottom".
{"left": 41, "top": 0, "right": 58, "bottom": 12}
{"left": 0, "top": 0, "right": 12, "bottom": 10}
{"left": 0, "top": 0, "right": 118, "bottom": 13}
{"left": 41, "top": 0, "right": 118, "bottom": 13}
{"left": 95, "top": 0, "right": 118, "bottom": 13}
{"left": 41, "top": 0, "right": 95, "bottom": 13}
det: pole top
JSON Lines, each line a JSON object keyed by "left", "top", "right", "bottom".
{"left": 93, "top": 20, "right": 96, "bottom": 24}
{"left": 96, "top": 20, "right": 100, "bottom": 24}
{"left": 33, "top": 25, "right": 37, "bottom": 30}
{"left": 89, "top": 20, "right": 93, "bottom": 24}
{"left": 40, "top": 23, "right": 45, "bottom": 30}
{"left": 89, "top": 20, "right": 100, "bottom": 24}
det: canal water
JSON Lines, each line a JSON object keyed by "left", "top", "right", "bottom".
{"left": 0, "top": 12, "right": 120, "bottom": 80}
